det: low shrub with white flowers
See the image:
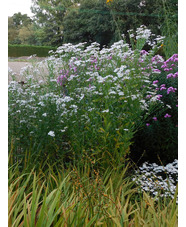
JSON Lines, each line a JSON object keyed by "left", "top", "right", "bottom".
{"left": 133, "top": 159, "right": 178, "bottom": 201}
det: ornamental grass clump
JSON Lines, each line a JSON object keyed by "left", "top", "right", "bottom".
{"left": 8, "top": 160, "right": 178, "bottom": 226}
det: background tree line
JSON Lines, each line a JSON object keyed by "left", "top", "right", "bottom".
{"left": 8, "top": 0, "right": 177, "bottom": 55}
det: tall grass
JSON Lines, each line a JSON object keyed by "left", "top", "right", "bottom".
{"left": 8, "top": 161, "right": 178, "bottom": 227}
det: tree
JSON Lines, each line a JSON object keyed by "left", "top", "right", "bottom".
{"left": 12, "top": 12, "right": 33, "bottom": 28}
{"left": 8, "top": 17, "right": 20, "bottom": 44}
{"left": 29, "top": 0, "right": 177, "bottom": 50}
{"left": 18, "top": 24, "right": 38, "bottom": 45}
{"left": 8, "top": 13, "right": 35, "bottom": 45}
{"left": 31, "top": 0, "right": 77, "bottom": 46}
{"left": 63, "top": 0, "right": 115, "bottom": 47}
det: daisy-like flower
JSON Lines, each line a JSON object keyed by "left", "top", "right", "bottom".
{"left": 48, "top": 131, "right": 55, "bottom": 137}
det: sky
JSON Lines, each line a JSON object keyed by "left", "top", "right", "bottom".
{"left": 8, "top": 0, "right": 34, "bottom": 17}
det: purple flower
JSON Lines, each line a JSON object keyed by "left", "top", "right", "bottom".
{"left": 160, "top": 86, "right": 166, "bottom": 91}
{"left": 153, "top": 80, "right": 159, "bottom": 84}
{"left": 160, "top": 84, "right": 166, "bottom": 90}
{"left": 157, "top": 94, "right": 163, "bottom": 100}
{"left": 173, "top": 72, "right": 178, "bottom": 78}
{"left": 146, "top": 95, "right": 152, "bottom": 99}
{"left": 152, "top": 69, "right": 161, "bottom": 73}
{"left": 167, "top": 87, "right": 177, "bottom": 94}
{"left": 140, "top": 50, "right": 148, "bottom": 55}
{"left": 167, "top": 73, "right": 173, "bottom": 79}
{"left": 153, "top": 117, "right": 158, "bottom": 121}
{"left": 146, "top": 123, "right": 150, "bottom": 127}
{"left": 164, "top": 113, "right": 171, "bottom": 118}
{"left": 164, "top": 68, "right": 172, "bottom": 72}
{"left": 161, "top": 64, "right": 167, "bottom": 68}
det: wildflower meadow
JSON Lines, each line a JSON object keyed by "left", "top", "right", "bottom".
{"left": 8, "top": 26, "right": 178, "bottom": 226}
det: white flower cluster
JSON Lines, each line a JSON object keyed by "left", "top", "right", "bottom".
{"left": 133, "top": 159, "right": 178, "bottom": 200}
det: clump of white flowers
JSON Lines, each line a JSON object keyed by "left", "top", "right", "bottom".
{"left": 133, "top": 159, "right": 178, "bottom": 200}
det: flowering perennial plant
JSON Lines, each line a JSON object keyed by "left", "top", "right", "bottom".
{"left": 9, "top": 26, "right": 177, "bottom": 168}
{"left": 133, "top": 159, "right": 178, "bottom": 201}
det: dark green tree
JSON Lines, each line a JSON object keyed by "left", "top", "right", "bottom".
{"left": 12, "top": 12, "right": 33, "bottom": 28}
{"left": 31, "top": 0, "right": 78, "bottom": 46}
{"left": 63, "top": 0, "right": 115, "bottom": 48}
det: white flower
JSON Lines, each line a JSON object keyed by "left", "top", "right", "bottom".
{"left": 102, "top": 109, "right": 109, "bottom": 113}
{"left": 48, "top": 131, "right": 55, "bottom": 137}
{"left": 42, "top": 113, "right": 47, "bottom": 117}
{"left": 118, "top": 91, "right": 124, "bottom": 96}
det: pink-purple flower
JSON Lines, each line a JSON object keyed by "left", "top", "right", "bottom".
{"left": 146, "top": 95, "right": 152, "bottom": 99}
{"left": 140, "top": 50, "right": 148, "bottom": 55}
{"left": 153, "top": 117, "right": 158, "bottom": 121}
{"left": 153, "top": 80, "right": 159, "bottom": 84}
{"left": 173, "top": 72, "right": 178, "bottom": 78}
{"left": 160, "top": 84, "right": 166, "bottom": 90}
{"left": 167, "top": 87, "right": 177, "bottom": 94}
{"left": 167, "top": 73, "right": 174, "bottom": 79}
{"left": 157, "top": 94, "right": 163, "bottom": 100}
{"left": 164, "top": 113, "right": 171, "bottom": 118}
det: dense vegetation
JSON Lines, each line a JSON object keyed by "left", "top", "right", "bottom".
{"left": 8, "top": 26, "right": 178, "bottom": 225}
{"left": 8, "top": 0, "right": 178, "bottom": 225}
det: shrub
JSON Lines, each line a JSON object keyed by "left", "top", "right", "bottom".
{"left": 8, "top": 44, "right": 57, "bottom": 57}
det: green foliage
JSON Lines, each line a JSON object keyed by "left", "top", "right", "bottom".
{"left": 63, "top": 0, "right": 114, "bottom": 47}
{"left": 8, "top": 161, "right": 178, "bottom": 226}
{"left": 8, "top": 17, "right": 21, "bottom": 45}
{"left": 161, "top": 0, "right": 178, "bottom": 58}
{"left": 12, "top": 12, "right": 33, "bottom": 27}
{"left": 8, "top": 44, "right": 57, "bottom": 57}
{"left": 8, "top": 13, "right": 35, "bottom": 45}
{"left": 31, "top": 0, "right": 75, "bottom": 46}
